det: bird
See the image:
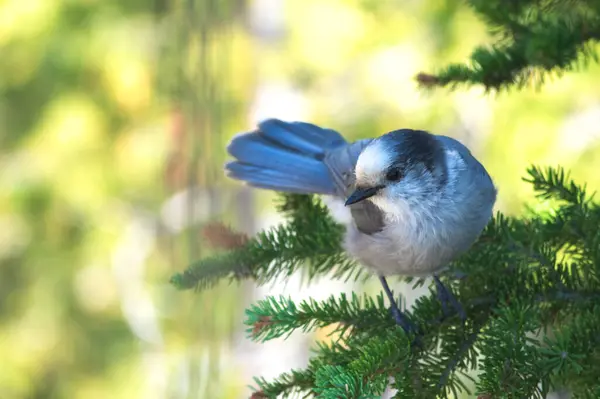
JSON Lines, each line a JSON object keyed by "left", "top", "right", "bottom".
{"left": 224, "top": 118, "right": 497, "bottom": 333}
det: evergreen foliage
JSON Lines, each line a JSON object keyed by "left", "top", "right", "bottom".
{"left": 171, "top": 3, "right": 600, "bottom": 397}
{"left": 417, "top": 1, "right": 600, "bottom": 90}
{"left": 170, "top": 194, "right": 362, "bottom": 291}
{"left": 172, "top": 166, "right": 600, "bottom": 398}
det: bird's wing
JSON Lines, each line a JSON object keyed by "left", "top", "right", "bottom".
{"left": 436, "top": 136, "right": 496, "bottom": 184}
{"left": 434, "top": 135, "right": 474, "bottom": 160}
{"left": 324, "top": 139, "right": 385, "bottom": 234}
{"left": 323, "top": 139, "right": 371, "bottom": 196}
{"left": 436, "top": 135, "right": 497, "bottom": 203}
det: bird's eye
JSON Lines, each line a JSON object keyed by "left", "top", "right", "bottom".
{"left": 386, "top": 168, "right": 403, "bottom": 181}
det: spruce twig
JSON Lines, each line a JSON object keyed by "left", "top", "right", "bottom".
{"left": 417, "top": 3, "right": 600, "bottom": 90}
{"left": 171, "top": 194, "right": 363, "bottom": 291}
{"left": 173, "top": 166, "right": 600, "bottom": 397}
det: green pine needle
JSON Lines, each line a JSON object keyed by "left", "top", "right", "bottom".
{"left": 170, "top": 194, "right": 363, "bottom": 291}
{"left": 174, "top": 166, "right": 600, "bottom": 397}
{"left": 245, "top": 292, "right": 396, "bottom": 342}
{"left": 417, "top": 4, "right": 600, "bottom": 91}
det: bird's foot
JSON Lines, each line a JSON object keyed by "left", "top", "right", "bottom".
{"left": 388, "top": 301, "right": 418, "bottom": 334}
{"left": 434, "top": 275, "right": 466, "bottom": 321}
{"left": 378, "top": 276, "right": 418, "bottom": 335}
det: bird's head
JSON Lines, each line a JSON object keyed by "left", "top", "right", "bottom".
{"left": 346, "top": 129, "right": 448, "bottom": 214}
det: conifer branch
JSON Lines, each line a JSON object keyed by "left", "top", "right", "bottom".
{"left": 170, "top": 194, "right": 363, "bottom": 291}
{"left": 252, "top": 369, "right": 316, "bottom": 399}
{"left": 437, "top": 328, "right": 480, "bottom": 392}
{"left": 173, "top": 166, "right": 600, "bottom": 397}
{"left": 245, "top": 293, "right": 395, "bottom": 342}
{"left": 525, "top": 165, "right": 589, "bottom": 205}
{"left": 417, "top": 2, "right": 600, "bottom": 90}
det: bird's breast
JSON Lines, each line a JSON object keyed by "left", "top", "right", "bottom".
{"left": 343, "top": 199, "right": 488, "bottom": 277}
{"left": 344, "top": 219, "right": 451, "bottom": 276}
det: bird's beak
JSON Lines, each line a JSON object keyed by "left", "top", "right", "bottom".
{"left": 344, "top": 186, "right": 382, "bottom": 206}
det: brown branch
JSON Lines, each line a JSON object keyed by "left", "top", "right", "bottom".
{"left": 202, "top": 222, "right": 249, "bottom": 250}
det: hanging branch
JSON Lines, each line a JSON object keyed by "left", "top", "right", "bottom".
{"left": 417, "top": 2, "right": 600, "bottom": 90}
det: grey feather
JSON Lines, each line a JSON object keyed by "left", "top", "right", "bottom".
{"left": 349, "top": 201, "right": 385, "bottom": 234}
{"left": 323, "top": 139, "right": 386, "bottom": 234}
{"left": 323, "top": 139, "right": 372, "bottom": 196}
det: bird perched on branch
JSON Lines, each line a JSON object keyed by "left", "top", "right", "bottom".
{"left": 225, "top": 119, "right": 496, "bottom": 333}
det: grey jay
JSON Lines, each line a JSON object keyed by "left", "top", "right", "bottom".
{"left": 225, "top": 119, "right": 497, "bottom": 333}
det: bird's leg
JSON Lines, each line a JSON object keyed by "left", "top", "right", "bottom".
{"left": 433, "top": 275, "right": 466, "bottom": 321}
{"left": 378, "top": 275, "right": 417, "bottom": 334}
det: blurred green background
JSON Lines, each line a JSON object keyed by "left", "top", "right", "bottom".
{"left": 1, "top": 0, "right": 599, "bottom": 398}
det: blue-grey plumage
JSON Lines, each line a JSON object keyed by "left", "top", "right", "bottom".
{"left": 225, "top": 119, "right": 496, "bottom": 274}
{"left": 225, "top": 119, "right": 348, "bottom": 195}
{"left": 225, "top": 118, "right": 497, "bottom": 330}
{"left": 345, "top": 131, "right": 497, "bottom": 277}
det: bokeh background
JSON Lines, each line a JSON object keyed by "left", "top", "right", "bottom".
{"left": 1, "top": 0, "right": 600, "bottom": 398}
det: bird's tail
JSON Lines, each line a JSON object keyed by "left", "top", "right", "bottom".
{"left": 225, "top": 118, "right": 346, "bottom": 195}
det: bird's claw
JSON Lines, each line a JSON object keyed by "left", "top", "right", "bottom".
{"left": 388, "top": 302, "right": 418, "bottom": 334}
{"left": 434, "top": 275, "right": 466, "bottom": 321}
{"left": 378, "top": 275, "right": 419, "bottom": 335}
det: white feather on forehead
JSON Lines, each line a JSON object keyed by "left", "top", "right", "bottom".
{"left": 355, "top": 140, "right": 393, "bottom": 185}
